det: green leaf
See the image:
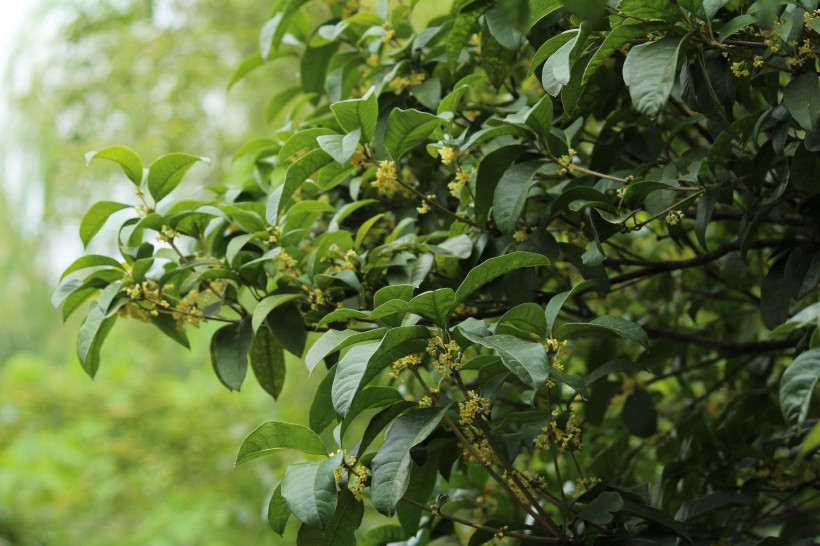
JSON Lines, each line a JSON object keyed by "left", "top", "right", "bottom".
{"left": 780, "top": 349, "right": 820, "bottom": 429}
{"left": 460, "top": 332, "right": 549, "bottom": 388}
{"left": 783, "top": 73, "right": 820, "bottom": 133}
{"left": 453, "top": 251, "right": 550, "bottom": 306}
{"left": 295, "top": 490, "right": 364, "bottom": 546}
{"left": 340, "top": 386, "right": 404, "bottom": 441}
{"left": 304, "top": 328, "right": 388, "bottom": 374}
{"left": 279, "top": 128, "right": 337, "bottom": 162}
{"left": 492, "top": 161, "right": 545, "bottom": 234}
{"left": 360, "top": 525, "right": 409, "bottom": 546}
{"left": 384, "top": 108, "right": 443, "bottom": 161}
{"left": 578, "top": 491, "right": 624, "bottom": 525}
{"left": 800, "top": 420, "right": 820, "bottom": 455}
{"left": 584, "top": 358, "right": 643, "bottom": 386}
{"left": 475, "top": 145, "right": 527, "bottom": 228}
{"left": 524, "top": 95, "right": 553, "bottom": 144}
{"left": 332, "top": 326, "right": 430, "bottom": 416}
{"left": 583, "top": 22, "right": 670, "bottom": 84}
{"left": 77, "top": 305, "right": 118, "bottom": 378}
{"left": 497, "top": 303, "right": 547, "bottom": 338}
{"left": 250, "top": 327, "right": 286, "bottom": 400}
{"left": 675, "top": 492, "right": 753, "bottom": 522}
{"left": 407, "top": 289, "right": 455, "bottom": 326}
{"left": 559, "top": 0, "right": 607, "bottom": 20}
{"left": 447, "top": 3, "right": 485, "bottom": 72}
{"left": 85, "top": 145, "right": 143, "bottom": 186}
{"left": 281, "top": 453, "right": 342, "bottom": 531}
{"left": 545, "top": 280, "right": 596, "bottom": 336}
{"left": 317, "top": 129, "right": 361, "bottom": 165}
{"left": 540, "top": 32, "right": 579, "bottom": 95}
{"left": 147, "top": 153, "right": 209, "bottom": 203}
{"left": 481, "top": 26, "right": 515, "bottom": 88}
{"left": 310, "top": 365, "right": 338, "bottom": 434}
{"left": 253, "top": 294, "right": 304, "bottom": 332}
{"left": 438, "top": 75, "right": 482, "bottom": 116}
{"left": 79, "top": 201, "right": 131, "bottom": 248}
{"left": 396, "top": 453, "right": 439, "bottom": 535}
{"left": 150, "top": 313, "right": 190, "bottom": 349}
{"left": 370, "top": 406, "right": 448, "bottom": 516}
{"left": 529, "top": 30, "right": 577, "bottom": 77}
{"left": 235, "top": 422, "right": 328, "bottom": 465}
{"left": 555, "top": 315, "right": 649, "bottom": 349}
{"left": 621, "top": 390, "right": 657, "bottom": 437}
{"left": 210, "top": 317, "right": 254, "bottom": 391}
{"left": 529, "top": 0, "right": 563, "bottom": 27}
{"left": 617, "top": 0, "right": 681, "bottom": 21}
{"left": 790, "top": 143, "right": 820, "bottom": 195}
{"left": 278, "top": 149, "right": 334, "bottom": 215}
{"left": 331, "top": 88, "right": 378, "bottom": 142}
{"left": 61, "top": 255, "right": 125, "bottom": 280}
{"left": 268, "top": 484, "right": 291, "bottom": 536}
{"left": 622, "top": 36, "right": 685, "bottom": 117}
{"left": 620, "top": 499, "right": 691, "bottom": 539}
{"left": 264, "top": 303, "right": 307, "bottom": 357}
{"left": 761, "top": 262, "right": 789, "bottom": 330}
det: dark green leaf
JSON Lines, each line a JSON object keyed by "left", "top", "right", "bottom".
{"left": 384, "top": 108, "right": 443, "bottom": 161}
{"left": 578, "top": 491, "right": 624, "bottom": 525}
{"left": 555, "top": 316, "right": 649, "bottom": 349}
{"left": 210, "top": 317, "right": 254, "bottom": 391}
{"left": 371, "top": 406, "right": 448, "bottom": 516}
{"left": 621, "top": 390, "right": 657, "bottom": 437}
{"left": 282, "top": 453, "right": 342, "bottom": 531}
{"left": 250, "top": 327, "right": 286, "bottom": 399}
{"left": 453, "top": 251, "right": 550, "bottom": 306}
{"left": 331, "top": 88, "right": 378, "bottom": 142}
{"left": 295, "top": 490, "right": 364, "bottom": 546}
{"left": 268, "top": 484, "right": 291, "bottom": 536}
{"left": 492, "top": 161, "right": 545, "bottom": 234}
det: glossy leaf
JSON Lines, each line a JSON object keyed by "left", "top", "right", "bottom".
{"left": 80, "top": 201, "right": 131, "bottom": 248}
{"left": 236, "top": 422, "right": 328, "bottom": 465}
{"left": 147, "top": 153, "right": 209, "bottom": 203}
{"left": 85, "top": 145, "right": 143, "bottom": 185}
{"left": 780, "top": 349, "right": 820, "bottom": 428}
{"left": 210, "top": 317, "right": 254, "bottom": 391}
{"left": 622, "top": 36, "right": 685, "bottom": 117}
{"left": 384, "top": 108, "right": 443, "bottom": 161}
{"left": 281, "top": 453, "right": 342, "bottom": 531}
{"left": 370, "top": 406, "right": 448, "bottom": 516}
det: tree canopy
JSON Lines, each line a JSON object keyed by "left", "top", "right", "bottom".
{"left": 58, "top": 0, "right": 820, "bottom": 543}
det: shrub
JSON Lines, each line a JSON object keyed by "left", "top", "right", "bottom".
{"left": 58, "top": 0, "right": 820, "bottom": 543}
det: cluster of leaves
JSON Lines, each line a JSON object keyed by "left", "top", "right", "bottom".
{"left": 57, "top": 0, "right": 820, "bottom": 544}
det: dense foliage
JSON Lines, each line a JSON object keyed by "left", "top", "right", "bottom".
{"left": 58, "top": 0, "right": 820, "bottom": 543}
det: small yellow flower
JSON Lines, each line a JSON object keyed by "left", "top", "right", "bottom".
{"left": 373, "top": 160, "right": 399, "bottom": 197}
{"left": 512, "top": 229, "right": 530, "bottom": 243}
{"left": 439, "top": 146, "right": 458, "bottom": 166}
{"left": 665, "top": 210, "right": 684, "bottom": 226}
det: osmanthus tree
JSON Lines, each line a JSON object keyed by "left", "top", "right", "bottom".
{"left": 56, "top": 0, "right": 820, "bottom": 543}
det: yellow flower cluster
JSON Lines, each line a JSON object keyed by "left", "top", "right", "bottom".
{"left": 118, "top": 302, "right": 154, "bottom": 322}
{"left": 731, "top": 61, "right": 750, "bottom": 77}
{"left": 448, "top": 166, "right": 473, "bottom": 197}
{"left": 388, "top": 72, "right": 425, "bottom": 93}
{"left": 439, "top": 146, "right": 458, "bottom": 165}
{"left": 350, "top": 143, "right": 369, "bottom": 171}
{"left": 389, "top": 353, "right": 423, "bottom": 380}
{"left": 458, "top": 390, "right": 491, "bottom": 425}
{"left": 512, "top": 228, "right": 530, "bottom": 243}
{"left": 426, "top": 336, "right": 462, "bottom": 377}
{"left": 277, "top": 249, "right": 298, "bottom": 276}
{"left": 381, "top": 22, "right": 395, "bottom": 43}
{"left": 266, "top": 225, "right": 282, "bottom": 246}
{"left": 556, "top": 148, "right": 576, "bottom": 175}
{"left": 534, "top": 408, "right": 583, "bottom": 452}
{"left": 616, "top": 187, "right": 626, "bottom": 199}
{"left": 365, "top": 53, "right": 379, "bottom": 67}
{"left": 373, "top": 160, "right": 400, "bottom": 198}
{"left": 417, "top": 194, "right": 435, "bottom": 215}
{"left": 460, "top": 426, "right": 496, "bottom": 465}
{"left": 156, "top": 225, "right": 179, "bottom": 243}
{"left": 665, "top": 210, "right": 684, "bottom": 226}
{"left": 544, "top": 338, "right": 567, "bottom": 353}
{"left": 418, "top": 395, "right": 432, "bottom": 408}
{"left": 348, "top": 464, "right": 370, "bottom": 501}
{"left": 306, "top": 287, "right": 330, "bottom": 311}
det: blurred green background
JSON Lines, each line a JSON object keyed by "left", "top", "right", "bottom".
{"left": 0, "top": 1, "right": 315, "bottom": 543}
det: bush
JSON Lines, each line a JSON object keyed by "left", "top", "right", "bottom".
{"left": 58, "top": 0, "right": 820, "bottom": 543}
